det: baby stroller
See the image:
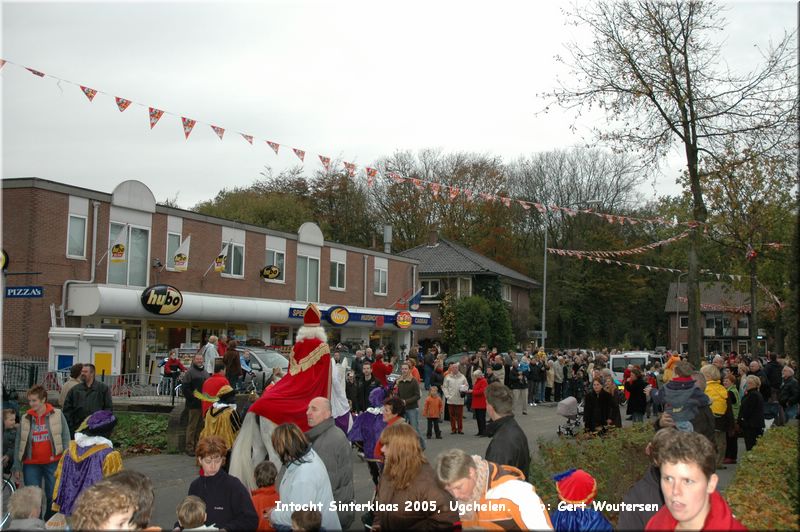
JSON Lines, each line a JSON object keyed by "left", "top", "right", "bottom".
{"left": 556, "top": 396, "right": 584, "bottom": 437}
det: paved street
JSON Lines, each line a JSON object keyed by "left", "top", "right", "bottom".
{"left": 126, "top": 402, "right": 743, "bottom": 530}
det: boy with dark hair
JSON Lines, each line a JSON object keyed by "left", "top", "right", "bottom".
{"left": 645, "top": 430, "right": 746, "bottom": 530}
{"left": 251, "top": 460, "right": 279, "bottom": 531}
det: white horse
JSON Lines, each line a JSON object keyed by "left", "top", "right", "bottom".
{"left": 229, "top": 357, "right": 351, "bottom": 490}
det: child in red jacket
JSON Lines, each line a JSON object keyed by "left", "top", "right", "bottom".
{"left": 422, "top": 386, "right": 444, "bottom": 439}
{"left": 251, "top": 460, "right": 279, "bottom": 532}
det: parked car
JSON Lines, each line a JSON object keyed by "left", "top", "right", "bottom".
{"left": 236, "top": 347, "right": 289, "bottom": 392}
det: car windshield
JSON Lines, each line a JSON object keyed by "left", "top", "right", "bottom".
{"left": 612, "top": 357, "right": 646, "bottom": 373}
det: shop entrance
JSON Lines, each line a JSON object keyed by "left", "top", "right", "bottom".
{"left": 123, "top": 326, "right": 140, "bottom": 374}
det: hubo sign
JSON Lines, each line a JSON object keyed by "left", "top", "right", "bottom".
{"left": 141, "top": 285, "right": 183, "bottom": 315}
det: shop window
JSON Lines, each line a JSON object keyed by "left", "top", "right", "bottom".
{"left": 422, "top": 279, "right": 440, "bottom": 298}
{"left": 374, "top": 268, "right": 388, "bottom": 295}
{"left": 330, "top": 260, "right": 346, "bottom": 290}
{"left": 166, "top": 232, "right": 181, "bottom": 270}
{"left": 67, "top": 215, "right": 87, "bottom": 258}
{"left": 296, "top": 256, "right": 320, "bottom": 302}
{"left": 222, "top": 243, "right": 245, "bottom": 278}
{"left": 108, "top": 223, "right": 150, "bottom": 287}
{"left": 266, "top": 249, "right": 285, "bottom": 282}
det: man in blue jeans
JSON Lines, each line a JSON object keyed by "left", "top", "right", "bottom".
{"left": 396, "top": 361, "right": 423, "bottom": 441}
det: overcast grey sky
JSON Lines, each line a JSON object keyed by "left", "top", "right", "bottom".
{"left": 1, "top": 1, "right": 795, "bottom": 208}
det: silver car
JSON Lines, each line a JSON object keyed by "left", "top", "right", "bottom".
{"left": 236, "top": 347, "right": 289, "bottom": 392}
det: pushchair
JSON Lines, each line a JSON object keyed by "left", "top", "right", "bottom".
{"left": 556, "top": 396, "right": 584, "bottom": 437}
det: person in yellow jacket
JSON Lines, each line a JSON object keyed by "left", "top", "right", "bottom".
{"left": 195, "top": 385, "right": 242, "bottom": 459}
{"left": 700, "top": 364, "right": 732, "bottom": 468}
{"left": 51, "top": 410, "right": 123, "bottom": 517}
{"left": 663, "top": 353, "right": 681, "bottom": 383}
{"left": 436, "top": 448, "right": 554, "bottom": 530}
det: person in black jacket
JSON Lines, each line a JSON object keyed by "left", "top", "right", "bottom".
{"left": 583, "top": 377, "right": 613, "bottom": 432}
{"left": 484, "top": 383, "right": 530, "bottom": 474}
{"left": 182, "top": 354, "right": 209, "bottom": 456}
{"left": 617, "top": 428, "right": 677, "bottom": 530}
{"left": 528, "top": 357, "right": 545, "bottom": 406}
{"left": 738, "top": 374, "right": 765, "bottom": 451}
{"left": 508, "top": 360, "right": 528, "bottom": 416}
{"left": 355, "top": 362, "right": 381, "bottom": 413}
{"left": 62, "top": 363, "right": 113, "bottom": 435}
{"left": 185, "top": 435, "right": 258, "bottom": 531}
{"left": 763, "top": 353, "right": 783, "bottom": 395}
{"left": 625, "top": 367, "right": 648, "bottom": 423}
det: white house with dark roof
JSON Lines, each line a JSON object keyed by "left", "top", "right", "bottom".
{"left": 399, "top": 231, "right": 540, "bottom": 346}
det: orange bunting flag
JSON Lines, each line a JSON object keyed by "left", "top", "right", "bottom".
{"left": 293, "top": 148, "right": 305, "bottom": 162}
{"left": 366, "top": 167, "right": 377, "bottom": 187}
{"left": 519, "top": 200, "right": 531, "bottom": 210}
{"left": 449, "top": 187, "right": 460, "bottom": 200}
{"left": 535, "top": 203, "right": 546, "bottom": 214}
{"left": 115, "top": 97, "right": 132, "bottom": 112}
{"left": 431, "top": 183, "right": 441, "bottom": 197}
{"left": 319, "top": 155, "right": 331, "bottom": 171}
{"left": 80, "top": 86, "right": 97, "bottom": 102}
{"left": 344, "top": 162, "right": 356, "bottom": 177}
{"left": 149, "top": 107, "right": 164, "bottom": 129}
{"left": 387, "top": 171, "right": 404, "bottom": 184}
{"left": 0, "top": 60, "right": 6, "bottom": 69}
{"left": 26, "top": 67, "right": 45, "bottom": 77}
{"left": 464, "top": 190, "right": 474, "bottom": 201}
{"left": 241, "top": 133, "right": 254, "bottom": 145}
{"left": 501, "top": 197, "right": 511, "bottom": 208}
{"left": 267, "top": 141, "right": 280, "bottom": 154}
{"left": 211, "top": 125, "right": 225, "bottom": 140}
{"left": 181, "top": 117, "right": 196, "bottom": 139}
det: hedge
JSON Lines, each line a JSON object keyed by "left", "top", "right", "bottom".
{"left": 724, "top": 425, "right": 799, "bottom": 531}
{"left": 113, "top": 412, "right": 168, "bottom": 454}
{"left": 528, "top": 424, "right": 654, "bottom": 525}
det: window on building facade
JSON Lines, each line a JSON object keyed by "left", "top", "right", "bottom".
{"left": 679, "top": 316, "right": 689, "bottom": 328}
{"left": 165, "top": 232, "right": 181, "bottom": 270}
{"left": 458, "top": 277, "right": 472, "bottom": 298}
{"left": 266, "top": 249, "right": 285, "bottom": 282}
{"left": 296, "top": 256, "right": 320, "bottom": 302}
{"left": 501, "top": 283, "right": 512, "bottom": 302}
{"left": 108, "top": 223, "right": 149, "bottom": 287}
{"left": 67, "top": 215, "right": 87, "bottom": 258}
{"left": 222, "top": 243, "right": 245, "bottom": 277}
{"left": 330, "top": 260, "right": 346, "bottom": 290}
{"left": 737, "top": 317, "right": 749, "bottom": 330}
{"left": 374, "top": 267, "right": 388, "bottom": 295}
{"left": 422, "top": 279, "right": 440, "bottom": 298}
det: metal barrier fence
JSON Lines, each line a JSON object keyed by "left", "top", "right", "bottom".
{"left": 1, "top": 362, "right": 183, "bottom": 405}
{"left": 1, "top": 361, "right": 52, "bottom": 394}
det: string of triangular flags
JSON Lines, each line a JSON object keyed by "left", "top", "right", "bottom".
{"left": 2, "top": 58, "right": 709, "bottom": 230}
{"left": 675, "top": 297, "right": 752, "bottom": 314}
{"left": 553, "top": 231, "right": 691, "bottom": 258}
{"left": 547, "top": 248, "right": 747, "bottom": 280}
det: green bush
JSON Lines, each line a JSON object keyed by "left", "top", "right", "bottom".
{"left": 725, "top": 425, "right": 799, "bottom": 530}
{"left": 528, "top": 424, "right": 654, "bottom": 525}
{"left": 113, "top": 412, "right": 168, "bottom": 454}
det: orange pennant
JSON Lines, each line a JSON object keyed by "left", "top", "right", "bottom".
{"left": 241, "top": 133, "right": 254, "bottom": 145}
{"left": 319, "top": 155, "right": 331, "bottom": 171}
{"left": 266, "top": 141, "right": 280, "bottom": 154}
{"left": 211, "top": 125, "right": 225, "bottom": 140}
{"left": 344, "top": 162, "right": 356, "bottom": 177}
{"left": 182, "top": 117, "right": 196, "bottom": 139}
{"left": 80, "top": 86, "right": 97, "bottom": 101}
{"left": 26, "top": 67, "right": 45, "bottom": 77}
{"left": 116, "top": 97, "right": 132, "bottom": 112}
{"left": 149, "top": 107, "right": 164, "bottom": 129}
{"left": 293, "top": 148, "right": 305, "bottom": 162}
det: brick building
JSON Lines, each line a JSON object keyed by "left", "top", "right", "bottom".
{"left": 398, "top": 232, "right": 539, "bottom": 346}
{"left": 2, "top": 178, "right": 430, "bottom": 373}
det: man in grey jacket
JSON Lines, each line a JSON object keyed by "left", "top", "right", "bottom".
{"left": 306, "top": 397, "right": 355, "bottom": 529}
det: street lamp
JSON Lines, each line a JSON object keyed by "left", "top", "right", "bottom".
{"left": 540, "top": 199, "right": 599, "bottom": 350}
{"left": 675, "top": 271, "right": 688, "bottom": 353}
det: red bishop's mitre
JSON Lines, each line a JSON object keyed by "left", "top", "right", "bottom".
{"left": 303, "top": 303, "right": 322, "bottom": 327}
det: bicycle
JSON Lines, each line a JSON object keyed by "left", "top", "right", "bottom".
{"left": 2, "top": 474, "right": 16, "bottom": 528}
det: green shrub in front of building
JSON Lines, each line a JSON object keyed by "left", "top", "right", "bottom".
{"left": 113, "top": 412, "right": 168, "bottom": 454}
{"left": 528, "top": 423, "right": 654, "bottom": 526}
{"left": 724, "top": 425, "right": 799, "bottom": 530}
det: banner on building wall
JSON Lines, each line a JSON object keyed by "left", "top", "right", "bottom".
{"left": 110, "top": 224, "right": 129, "bottom": 263}
{"left": 173, "top": 235, "right": 191, "bottom": 272}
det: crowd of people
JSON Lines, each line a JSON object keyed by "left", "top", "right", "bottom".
{"left": 2, "top": 329, "right": 798, "bottom": 531}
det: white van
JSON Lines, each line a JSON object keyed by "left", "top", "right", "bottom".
{"left": 609, "top": 351, "right": 662, "bottom": 383}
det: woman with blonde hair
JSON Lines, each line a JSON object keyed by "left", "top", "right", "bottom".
{"left": 375, "top": 422, "right": 458, "bottom": 530}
